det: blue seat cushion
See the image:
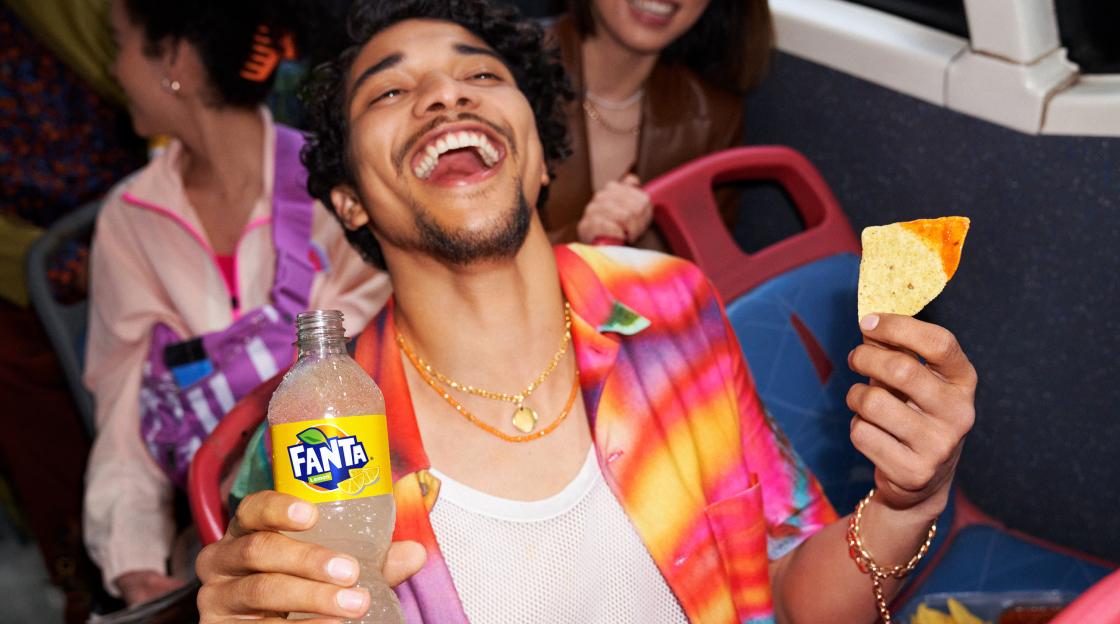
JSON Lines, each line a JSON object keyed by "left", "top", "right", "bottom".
{"left": 726, "top": 252, "right": 873, "bottom": 513}
{"left": 898, "top": 524, "right": 1116, "bottom": 617}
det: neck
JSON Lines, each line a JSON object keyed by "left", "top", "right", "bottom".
{"left": 388, "top": 222, "right": 569, "bottom": 392}
{"left": 176, "top": 105, "right": 265, "bottom": 198}
{"left": 581, "top": 31, "right": 658, "bottom": 102}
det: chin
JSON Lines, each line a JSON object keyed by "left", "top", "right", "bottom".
{"left": 411, "top": 186, "right": 533, "bottom": 266}
{"left": 128, "top": 114, "right": 158, "bottom": 141}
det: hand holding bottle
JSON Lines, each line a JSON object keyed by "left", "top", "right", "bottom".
{"left": 195, "top": 490, "right": 426, "bottom": 621}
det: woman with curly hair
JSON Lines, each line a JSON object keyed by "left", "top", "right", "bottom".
{"left": 83, "top": 0, "right": 389, "bottom": 605}
{"left": 543, "top": 0, "right": 770, "bottom": 247}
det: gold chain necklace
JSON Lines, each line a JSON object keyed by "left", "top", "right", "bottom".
{"left": 397, "top": 303, "right": 571, "bottom": 433}
{"left": 399, "top": 334, "right": 580, "bottom": 443}
{"left": 583, "top": 98, "right": 640, "bottom": 136}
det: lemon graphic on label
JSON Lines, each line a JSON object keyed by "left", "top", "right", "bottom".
{"left": 337, "top": 470, "right": 369, "bottom": 496}
{"left": 360, "top": 467, "right": 380, "bottom": 484}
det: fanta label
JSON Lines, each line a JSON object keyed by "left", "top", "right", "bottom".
{"left": 271, "top": 415, "right": 393, "bottom": 503}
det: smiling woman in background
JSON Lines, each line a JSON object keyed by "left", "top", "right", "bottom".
{"left": 83, "top": 0, "right": 388, "bottom": 607}
{"left": 542, "top": 0, "right": 770, "bottom": 246}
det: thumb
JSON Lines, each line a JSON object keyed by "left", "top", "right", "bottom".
{"left": 620, "top": 173, "right": 641, "bottom": 188}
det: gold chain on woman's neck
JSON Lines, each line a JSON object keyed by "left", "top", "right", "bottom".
{"left": 583, "top": 98, "right": 641, "bottom": 136}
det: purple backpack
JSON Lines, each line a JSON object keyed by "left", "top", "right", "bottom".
{"left": 139, "top": 125, "right": 316, "bottom": 489}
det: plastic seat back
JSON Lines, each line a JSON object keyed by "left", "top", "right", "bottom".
{"left": 25, "top": 200, "right": 101, "bottom": 437}
{"left": 647, "top": 148, "right": 1117, "bottom": 614}
{"left": 645, "top": 146, "right": 873, "bottom": 513}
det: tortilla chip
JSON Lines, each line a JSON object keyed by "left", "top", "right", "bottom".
{"left": 857, "top": 217, "right": 969, "bottom": 319}
{"left": 946, "top": 598, "right": 989, "bottom": 624}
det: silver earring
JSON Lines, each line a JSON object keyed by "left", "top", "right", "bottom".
{"left": 161, "top": 78, "right": 180, "bottom": 92}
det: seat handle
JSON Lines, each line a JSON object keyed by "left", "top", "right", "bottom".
{"left": 644, "top": 146, "right": 860, "bottom": 302}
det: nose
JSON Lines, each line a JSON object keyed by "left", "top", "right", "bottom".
{"left": 412, "top": 71, "right": 476, "bottom": 117}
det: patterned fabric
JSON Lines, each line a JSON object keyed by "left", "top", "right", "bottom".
{"left": 0, "top": 3, "right": 141, "bottom": 227}
{"left": 238, "top": 243, "right": 836, "bottom": 623}
{"left": 47, "top": 240, "right": 88, "bottom": 303}
{"left": 0, "top": 3, "right": 142, "bottom": 303}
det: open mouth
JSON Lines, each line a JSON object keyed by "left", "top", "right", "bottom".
{"left": 627, "top": 0, "right": 679, "bottom": 21}
{"left": 410, "top": 127, "right": 505, "bottom": 186}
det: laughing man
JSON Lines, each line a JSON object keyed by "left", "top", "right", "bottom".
{"left": 196, "top": 1, "right": 977, "bottom": 623}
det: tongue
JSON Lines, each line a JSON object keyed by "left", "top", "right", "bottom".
{"left": 428, "top": 148, "right": 489, "bottom": 184}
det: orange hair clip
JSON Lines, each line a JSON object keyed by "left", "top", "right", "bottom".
{"left": 240, "top": 25, "right": 297, "bottom": 82}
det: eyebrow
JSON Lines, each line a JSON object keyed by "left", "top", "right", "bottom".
{"left": 454, "top": 43, "right": 506, "bottom": 66}
{"left": 347, "top": 43, "right": 509, "bottom": 106}
{"left": 348, "top": 53, "right": 403, "bottom": 106}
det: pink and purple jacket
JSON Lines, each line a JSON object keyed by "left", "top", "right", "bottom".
{"left": 83, "top": 109, "right": 391, "bottom": 594}
{"left": 354, "top": 244, "right": 838, "bottom": 623}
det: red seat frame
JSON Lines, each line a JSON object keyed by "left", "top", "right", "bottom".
{"left": 644, "top": 145, "right": 860, "bottom": 302}
{"left": 188, "top": 370, "right": 285, "bottom": 546}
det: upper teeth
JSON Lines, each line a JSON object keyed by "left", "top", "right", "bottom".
{"left": 413, "top": 130, "right": 501, "bottom": 180}
{"left": 631, "top": 0, "right": 674, "bottom": 17}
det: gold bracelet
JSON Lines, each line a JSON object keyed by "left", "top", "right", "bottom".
{"left": 846, "top": 489, "right": 938, "bottom": 624}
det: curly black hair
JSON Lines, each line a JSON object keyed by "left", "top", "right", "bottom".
{"left": 121, "top": 0, "right": 331, "bottom": 108}
{"left": 302, "top": 0, "right": 573, "bottom": 270}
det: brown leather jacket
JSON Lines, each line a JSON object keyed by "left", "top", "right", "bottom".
{"left": 542, "top": 16, "right": 746, "bottom": 244}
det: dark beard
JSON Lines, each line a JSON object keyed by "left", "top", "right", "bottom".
{"left": 409, "top": 187, "right": 532, "bottom": 266}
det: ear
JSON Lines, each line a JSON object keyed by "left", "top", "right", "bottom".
{"left": 539, "top": 154, "right": 550, "bottom": 188}
{"left": 330, "top": 186, "right": 371, "bottom": 231}
{"left": 160, "top": 37, "right": 193, "bottom": 92}
{"left": 161, "top": 36, "right": 183, "bottom": 75}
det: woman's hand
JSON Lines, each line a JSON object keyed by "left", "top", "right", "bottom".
{"left": 576, "top": 174, "right": 653, "bottom": 244}
{"left": 116, "top": 570, "right": 187, "bottom": 606}
{"left": 846, "top": 313, "right": 977, "bottom": 513}
{"left": 196, "top": 491, "right": 426, "bottom": 623}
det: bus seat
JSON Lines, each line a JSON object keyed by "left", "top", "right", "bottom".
{"left": 25, "top": 199, "right": 101, "bottom": 437}
{"left": 643, "top": 145, "right": 1116, "bottom": 615}
{"left": 896, "top": 524, "right": 1115, "bottom": 619}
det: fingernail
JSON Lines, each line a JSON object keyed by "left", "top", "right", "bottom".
{"left": 337, "top": 588, "right": 366, "bottom": 612}
{"left": 860, "top": 314, "right": 880, "bottom": 331}
{"left": 327, "top": 557, "right": 356, "bottom": 581}
{"left": 288, "top": 502, "right": 313, "bottom": 524}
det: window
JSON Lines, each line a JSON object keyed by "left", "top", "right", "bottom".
{"left": 1056, "top": 0, "right": 1120, "bottom": 74}
{"left": 844, "top": 0, "right": 967, "bottom": 38}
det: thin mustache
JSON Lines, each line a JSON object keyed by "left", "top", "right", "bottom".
{"left": 393, "top": 113, "right": 517, "bottom": 175}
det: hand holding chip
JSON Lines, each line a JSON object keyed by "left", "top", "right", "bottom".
{"left": 847, "top": 217, "right": 976, "bottom": 513}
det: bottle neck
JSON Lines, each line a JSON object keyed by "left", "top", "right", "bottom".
{"left": 296, "top": 337, "right": 348, "bottom": 360}
{"left": 294, "top": 310, "right": 348, "bottom": 360}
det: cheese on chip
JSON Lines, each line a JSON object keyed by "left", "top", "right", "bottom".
{"left": 858, "top": 217, "right": 970, "bottom": 320}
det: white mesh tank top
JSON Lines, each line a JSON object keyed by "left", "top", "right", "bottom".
{"left": 427, "top": 448, "right": 690, "bottom": 624}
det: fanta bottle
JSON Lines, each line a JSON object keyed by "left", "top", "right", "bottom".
{"left": 268, "top": 310, "right": 404, "bottom": 624}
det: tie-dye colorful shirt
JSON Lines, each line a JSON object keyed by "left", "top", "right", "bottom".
{"left": 238, "top": 243, "right": 836, "bottom": 623}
